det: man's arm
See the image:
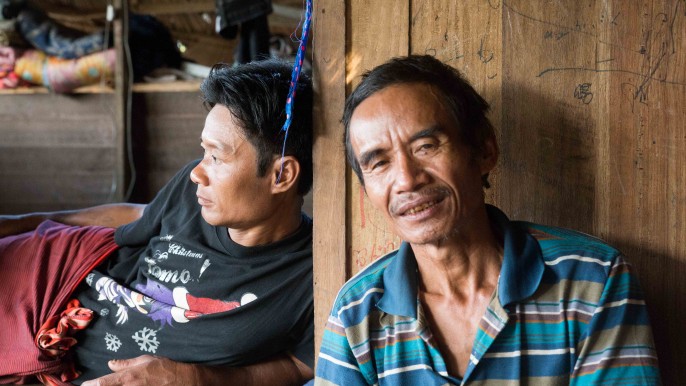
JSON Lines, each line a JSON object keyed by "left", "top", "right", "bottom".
{"left": 0, "top": 203, "right": 146, "bottom": 237}
{"left": 570, "top": 255, "right": 661, "bottom": 384}
{"left": 80, "top": 353, "right": 313, "bottom": 386}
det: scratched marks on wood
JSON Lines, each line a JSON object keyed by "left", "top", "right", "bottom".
{"left": 351, "top": 186, "right": 401, "bottom": 274}
{"left": 505, "top": 0, "right": 686, "bottom": 110}
{"left": 410, "top": 0, "right": 501, "bottom": 81}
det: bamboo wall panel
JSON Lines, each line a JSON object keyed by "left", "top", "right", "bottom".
{"left": 313, "top": 0, "right": 686, "bottom": 382}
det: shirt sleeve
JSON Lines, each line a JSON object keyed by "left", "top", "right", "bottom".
{"left": 570, "top": 254, "right": 661, "bottom": 385}
{"left": 315, "top": 313, "right": 370, "bottom": 386}
{"left": 290, "top": 312, "right": 314, "bottom": 369}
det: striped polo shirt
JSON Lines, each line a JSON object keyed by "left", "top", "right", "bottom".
{"left": 315, "top": 205, "right": 660, "bottom": 385}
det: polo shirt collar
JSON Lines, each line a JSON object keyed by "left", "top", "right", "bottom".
{"left": 487, "top": 205, "right": 544, "bottom": 307}
{"left": 377, "top": 242, "right": 419, "bottom": 318}
{"left": 376, "top": 205, "right": 544, "bottom": 318}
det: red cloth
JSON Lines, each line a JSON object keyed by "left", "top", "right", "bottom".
{"left": 0, "top": 220, "right": 118, "bottom": 384}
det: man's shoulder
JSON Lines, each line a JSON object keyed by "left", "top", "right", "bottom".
{"left": 329, "top": 250, "right": 397, "bottom": 316}
{"left": 515, "top": 221, "right": 621, "bottom": 279}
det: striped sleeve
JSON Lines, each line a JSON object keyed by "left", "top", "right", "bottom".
{"left": 315, "top": 313, "right": 370, "bottom": 386}
{"left": 570, "top": 254, "right": 661, "bottom": 385}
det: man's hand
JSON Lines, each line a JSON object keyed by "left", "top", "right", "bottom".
{"left": 82, "top": 355, "right": 198, "bottom": 386}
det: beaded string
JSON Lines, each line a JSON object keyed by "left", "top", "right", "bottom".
{"left": 277, "top": 0, "right": 313, "bottom": 183}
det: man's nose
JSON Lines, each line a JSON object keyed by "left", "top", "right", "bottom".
{"left": 393, "top": 154, "right": 428, "bottom": 193}
{"left": 190, "top": 162, "right": 208, "bottom": 186}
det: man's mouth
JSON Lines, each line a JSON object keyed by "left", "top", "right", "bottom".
{"left": 404, "top": 200, "right": 438, "bottom": 215}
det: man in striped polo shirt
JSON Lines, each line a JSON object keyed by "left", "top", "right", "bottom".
{"left": 315, "top": 55, "right": 660, "bottom": 385}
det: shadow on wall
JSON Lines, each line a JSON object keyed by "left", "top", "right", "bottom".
{"left": 495, "top": 83, "right": 682, "bottom": 385}
{"left": 606, "top": 241, "right": 686, "bottom": 386}
{"left": 497, "top": 82, "right": 597, "bottom": 233}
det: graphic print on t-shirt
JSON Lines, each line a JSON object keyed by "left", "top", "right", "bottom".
{"left": 86, "top": 233, "right": 258, "bottom": 328}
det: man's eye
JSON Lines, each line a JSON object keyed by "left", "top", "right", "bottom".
{"left": 371, "top": 160, "right": 387, "bottom": 170}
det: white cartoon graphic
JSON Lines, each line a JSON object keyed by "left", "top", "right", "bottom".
{"left": 199, "top": 259, "right": 211, "bottom": 278}
{"left": 105, "top": 333, "right": 122, "bottom": 352}
{"left": 132, "top": 327, "right": 160, "bottom": 353}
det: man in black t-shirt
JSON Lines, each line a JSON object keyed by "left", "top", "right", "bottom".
{"left": 0, "top": 59, "right": 314, "bottom": 385}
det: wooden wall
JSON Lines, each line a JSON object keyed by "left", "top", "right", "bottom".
{"left": 129, "top": 91, "right": 206, "bottom": 202}
{"left": 312, "top": 0, "right": 686, "bottom": 383}
{"left": 0, "top": 89, "right": 207, "bottom": 213}
{"left": 0, "top": 92, "right": 121, "bottom": 213}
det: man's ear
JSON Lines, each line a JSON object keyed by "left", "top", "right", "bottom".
{"left": 478, "top": 134, "right": 499, "bottom": 175}
{"left": 270, "top": 155, "right": 300, "bottom": 194}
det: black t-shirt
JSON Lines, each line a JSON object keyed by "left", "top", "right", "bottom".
{"left": 72, "top": 160, "right": 314, "bottom": 382}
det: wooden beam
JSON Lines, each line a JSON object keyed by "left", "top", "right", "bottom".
{"left": 312, "top": 0, "right": 347, "bottom": 362}
{"left": 113, "top": 0, "right": 129, "bottom": 202}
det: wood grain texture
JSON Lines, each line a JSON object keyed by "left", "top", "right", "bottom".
{"left": 129, "top": 92, "right": 206, "bottom": 201}
{"left": 0, "top": 94, "right": 119, "bottom": 214}
{"left": 347, "top": 0, "right": 410, "bottom": 277}
{"left": 410, "top": 0, "right": 503, "bottom": 206}
{"left": 325, "top": 0, "right": 685, "bottom": 382}
{"left": 312, "top": 0, "right": 348, "bottom": 358}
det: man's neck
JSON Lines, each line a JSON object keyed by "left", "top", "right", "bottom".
{"left": 412, "top": 212, "right": 503, "bottom": 300}
{"left": 228, "top": 203, "right": 303, "bottom": 247}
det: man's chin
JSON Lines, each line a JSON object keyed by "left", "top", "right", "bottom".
{"left": 200, "top": 209, "right": 221, "bottom": 226}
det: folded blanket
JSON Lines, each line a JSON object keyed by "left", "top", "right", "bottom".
{"left": 14, "top": 48, "right": 115, "bottom": 92}
{"left": 0, "top": 221, "right": 118, "bottom": 384}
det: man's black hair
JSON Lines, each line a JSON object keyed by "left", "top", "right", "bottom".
{"left": 342, "top": 55, "right": 495, "bottom": 188}
{"left": 201, "top": 59, "right": 313, "bottom": 195}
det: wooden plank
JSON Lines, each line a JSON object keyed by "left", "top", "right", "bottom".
{"left": 498, "top": 1, "right": 685, "bottom": 383}
{"left": 0, "top": 172, "right": 117, "bottom": 214}
{"left": 409, "top": 0, "right": 503, "bottom": 214}
{"left": 312, "top": 0, "right": 347, "bottom": 360}
{"left": 0, "top": 95, "right": 117, "bottom": 146}
{"left": 598, "top": 2, "right": 686, "bottom": 383}
{"left": 322, "top": 0, "right": 685, "bottom": 383}
{"left": 113, "top": 0, "right": 128, "bottom": 201}
{"left": 132, "top": 81, "right": 202, "bottom": 93}
{"left": 0, "top": 93, "right": 120, "bottom": 214}
{"left": 347, "top": 0, "right": 410, "bottom": 277}
{"left": 0, "top": 147, "right": 116, "bottom": 174}
{"left": 129, "top": 92, "right": 206, "bottom": 201}
{"left": 500, "top": 0, "right": 600, "bottom": 231}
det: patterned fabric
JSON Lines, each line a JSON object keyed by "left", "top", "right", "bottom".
{"left": 72, "top": 160, "right": 314, "bottom": 381}
{"left": 14, "top": 48, "right": 115, "bottom": 92}
{"left": 0, "top": 46, "right": 27, "bottom": 89}
{"left": 316, "top": 205, "right": 660, "bottom": 385}
{"left": 16, "top": 7, "right": 106, "bottom": 59}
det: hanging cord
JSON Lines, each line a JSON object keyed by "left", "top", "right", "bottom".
{"left": 276, "top": 0, "right": 312, "bottom": 183}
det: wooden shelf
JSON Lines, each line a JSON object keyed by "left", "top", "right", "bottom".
{"left": 132, "top": 80, "right": 202, "bottom": 93}
{"left": 0, "top": 84, "right": 114, "bottom": 95}
{"left": 0, "top": 80, "right": 202, "bottom": 95}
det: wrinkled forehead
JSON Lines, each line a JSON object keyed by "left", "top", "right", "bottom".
{"left": 348, "top": 83, "right": 453, "bottom": 148}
